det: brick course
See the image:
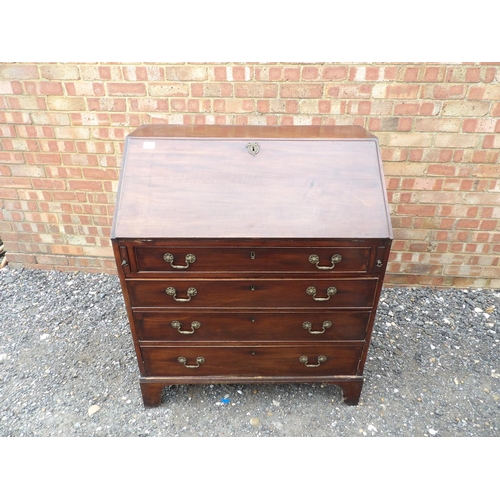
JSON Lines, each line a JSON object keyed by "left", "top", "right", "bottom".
{"left": 0, "top": 62, "right": 499, "bottom": 287}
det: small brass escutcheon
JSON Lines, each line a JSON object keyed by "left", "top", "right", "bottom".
{"left": 246, "top": 142, "right": 260, "bottom": 156}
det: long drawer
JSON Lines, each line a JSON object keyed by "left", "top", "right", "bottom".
{"left": 140, "top": 343, "right": 364, "bottom": 377}
{"left": 133, "top": 245, "right": 371, "bottom": 273}
{"left": 134, "top": 310, "right": 372, "bottom": 342}
{"left": 126, "top": 278, "right": 378, "bottom": 308}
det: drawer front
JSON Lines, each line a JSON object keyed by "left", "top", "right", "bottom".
{"left": 126, "top": 278, "right": 378, "bottom": 308}
{"left": 141, "top": 344, "right": 363, "bottom": 377}
{"left": 134, "top": 310, "right": 371, "bottom": 342}
{"left": 134, "top": 246, "right": 371, "bottom": 273}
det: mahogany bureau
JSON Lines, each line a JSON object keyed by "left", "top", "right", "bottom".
{"left": 111, "top": 124, "right": 393, "bottom": 407}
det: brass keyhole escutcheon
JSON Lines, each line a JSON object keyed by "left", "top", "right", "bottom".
{"left": 246, "top": 142, "right": 260, "bottom": 156}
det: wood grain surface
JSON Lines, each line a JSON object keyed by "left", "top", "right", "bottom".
{"left": 133, "top": 310, "right": 372, "bottom": 342}
{"left": 112, "top": 125, "right": 392, "bottom": 239}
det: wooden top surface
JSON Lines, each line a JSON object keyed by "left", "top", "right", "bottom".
{"left": 112, "top": 125, "right": 393, "bottom": 240}
{"left": 128, "top": 124, "right": 377, "bottom": 140}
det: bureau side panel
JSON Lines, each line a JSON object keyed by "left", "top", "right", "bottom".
{"left": 112, "top": 239, "right": 146, "bottom": 376}
{"left": 357, "top": 239, "right": 392, "bottom": 375}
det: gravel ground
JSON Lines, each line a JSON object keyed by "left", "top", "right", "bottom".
{"left": 0, "top": 267, "right": 499, "bottom": 437}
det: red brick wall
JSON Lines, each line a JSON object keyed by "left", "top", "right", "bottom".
{"left": 0, "top": 62, "right": 499, "bottom": 287}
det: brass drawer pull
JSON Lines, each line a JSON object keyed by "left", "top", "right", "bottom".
{"left": 171, "top": 320, "right": 201, "bottom": 335}
{"left": 177, "top": 356, "right": 205, "bottom": 368}
{"left": 309, "top": 253, "right": 342, "bottom": 270}
{"left": 302, "top": 320, "right": 332, "bottom": 334}
{"left": 299, "top": 355, "right": 327, "bottom": 367}
{"left": 165, "top": 287, "right": 197, "bottom": 302}
{"left": 163, "top": 252, "right": 196, "bottom": 269}
{"left": 306, "top": 286, "right": 337, "bottom": 301}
